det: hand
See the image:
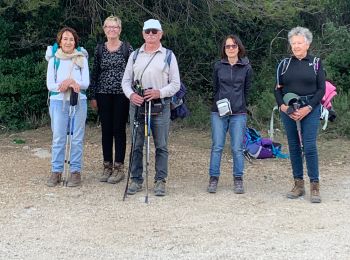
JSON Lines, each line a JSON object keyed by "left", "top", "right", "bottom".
{"left": 90, "top": 99, "right": 98, "bottom": 110}
{"left": 297, "top": 106, "right": 311, "bottom": 121}
{"left": 71, "top": 81, "right": 81, "bottom": 93}
{"left": 289, "top": 106, "right": 311, "bottom": 121}
{"left": 58, "top": 79, "right": 73, "bottom": 92}
{"left": 130, "top": 93, "right": 144, "bottom": 106}
{"left": 279, "top": 104, "right": 289, "bottom": 113}
{"left": 144, "top": 89, "right": 160, "bottom": 101}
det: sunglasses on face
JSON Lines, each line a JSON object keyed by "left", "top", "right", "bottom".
{"left": 225, "top": 44, "right": 238, "bottom": 49}
{"left": 144, "top": 29, "right": 159, "bottom": 34}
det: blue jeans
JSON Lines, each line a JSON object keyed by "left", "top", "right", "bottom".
{"left": 209, "top": 113, "right": 247, "bottom": 178}
{"left": 49, "top": 99, "right": 87, "bottom": 173}
{"left": 129, "top": 101, "right": 171, "bottom": 183}
{"left": 280, "top": 104, "right": 321, "bottom": 182}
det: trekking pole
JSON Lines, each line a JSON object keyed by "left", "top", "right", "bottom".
{"left": 144, "top": 100, "right": 152, "bottom": 203}
{"left": 296, "top": 120, "right": 304, "bottom": 158}
{"left": 62, "top": 90, "right": 78, "bottom": 186}
{"left": 123, "top": 105, "right": 140, "bottom": 201}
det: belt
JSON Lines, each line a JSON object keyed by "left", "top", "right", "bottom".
{"left": 49, "top": 90, "right": 87, "bottom": 97}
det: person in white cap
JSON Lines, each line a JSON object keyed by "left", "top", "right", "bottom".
{"left": 122, "top": 19, "right": 181, "bottom": 196}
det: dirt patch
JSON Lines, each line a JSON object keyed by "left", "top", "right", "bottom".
{"left": 0, "top": 125, "right": 349, "bottom": 259}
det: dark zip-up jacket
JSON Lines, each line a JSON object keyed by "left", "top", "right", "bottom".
{"left": 274, "top": 54, "right": 325, "bottom": 108}
{"left": 211, "top": 57, "right": 253, "bottom": 114}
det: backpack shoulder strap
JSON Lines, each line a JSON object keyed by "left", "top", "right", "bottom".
{"left": 132, "top": 48, "right": 140, "bottom": 64}
{"left": 51, "top": 43, "right": 60, "bottom": 83}
{"left": 121, "top": 41, "right": 131, "bottom": 62}
{"left": 97, "top": 43, "right": 103, "bottom": 62}
{"left": 163, "top": 48, "right": 172, "bottom": 71}
{"left": 276, "top": 58, "right": 290, "bottom": 86}
{"left": 281, "top": 58, "right": 291, "bottom": 75}
{"left": 313, "top": 56, "right": 320, "bottom": 75}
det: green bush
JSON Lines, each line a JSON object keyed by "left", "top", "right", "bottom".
{"left": 0, "top": 53, "right": 48, "bottom": 130}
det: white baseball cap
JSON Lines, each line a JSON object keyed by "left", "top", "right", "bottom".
{"left": 143, "top": 19, "right": 162, "bottom": 31}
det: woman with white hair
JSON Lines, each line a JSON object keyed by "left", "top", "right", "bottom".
{"left": 274, "top": 26, "right": 325, "bottom": 203}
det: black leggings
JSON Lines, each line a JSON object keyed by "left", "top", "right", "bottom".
{"left": 96, "top": 93, "right": 129, "bottom": 164}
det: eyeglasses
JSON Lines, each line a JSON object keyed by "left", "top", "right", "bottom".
{"left": 225, "top": 44, "right": 238, "bottom": 49}
{"left": 104, "top": 26, "right": 120, "bottom": 31}
{"left": 144, "top": 29, "right": 159, "bottom": 34}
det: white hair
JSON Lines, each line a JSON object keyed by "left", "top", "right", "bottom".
{"left": 288, "top": 26, "right": 313, "bottom": 44}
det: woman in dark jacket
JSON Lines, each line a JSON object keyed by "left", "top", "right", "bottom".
{"left": 275, "top": 26, "right": 325, "bottom": 203}
{"left": 208, "top": 35, "right": 253, "bottom": 194}
{"left": 90, "top": 16, "right": 133, "bottom": 184}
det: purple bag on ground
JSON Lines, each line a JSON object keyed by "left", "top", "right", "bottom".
{"left": 244, "top": 128, "right": 287, "bottom": 159}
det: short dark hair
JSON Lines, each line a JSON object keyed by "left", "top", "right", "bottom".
{"left": 221, "top": 34, "right": 246, "bottom": 60}
{"left": 56, "top": 27, "right": 79, "bottom": 48}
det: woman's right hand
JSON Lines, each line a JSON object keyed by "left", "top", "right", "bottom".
{"left": 90, "top": 100, "right": 98, "bottom": 110}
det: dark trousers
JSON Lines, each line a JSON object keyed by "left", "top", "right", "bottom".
{"left": 96, "top": 93, "right": 129, "bottom": 164}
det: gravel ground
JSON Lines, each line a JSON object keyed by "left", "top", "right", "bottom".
{"left": 0, "top": 125, "right": 349, "bottom": 260}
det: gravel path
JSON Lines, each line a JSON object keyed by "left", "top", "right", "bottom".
{"left": 0, "top": 126, "right": 349, "bottom": 260}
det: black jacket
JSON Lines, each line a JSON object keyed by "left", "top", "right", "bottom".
{"left": 211, "top": 57, "right": 253, "bottom": 114}
{"left": 274, "top": 54, "right": 325, "bottom": 108}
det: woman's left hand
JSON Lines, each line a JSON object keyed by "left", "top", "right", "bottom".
{"left": 291, "top": 106, "right": 311, "bottom": 121}
{"left": 70, "top": 81, "right": 81, "bottom": 93}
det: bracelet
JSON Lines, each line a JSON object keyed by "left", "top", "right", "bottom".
{"left": 307, "top": 105, "right": 313, "bottom": 111}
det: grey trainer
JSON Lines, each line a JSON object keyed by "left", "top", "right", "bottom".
{"left": 46, "top": 172, "right": 61, "bottom": 187}
{"left": 154, "top": 180, "right": 166, "bottom": 196}
{"left": 127, "top": 181, "right": 142, "bottom": 195}
{"left": 107, "top": 162, "right": 125, "bottom": 184}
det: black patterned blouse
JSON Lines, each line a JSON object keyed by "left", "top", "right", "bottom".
{"left": 89, "top": 41, "right": 133, "bottom": 98}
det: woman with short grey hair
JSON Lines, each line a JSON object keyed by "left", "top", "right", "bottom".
{"left": 274, "top": 26, "right": 325, "bottom": 203}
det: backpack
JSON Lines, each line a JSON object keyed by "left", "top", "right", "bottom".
{"left": 132, "top": 48, "right": 190, "bottom": 120}
{"left": 244, "top": 127, "right": 288, "bottom": 161}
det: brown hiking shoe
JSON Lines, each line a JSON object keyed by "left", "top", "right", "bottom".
{"left": 107, "top": 162, "right": 125, "bottom": 184}
{"left": 46, "top": 172, "right": 61, "bottom": 187}
{"left": 67, "top": 172, "right": 81, "bottom": 187}
{"left": 233, "top": 177, "right": 245, "bottom": 194}
{"left": 100, "top": 161, "right": 113, "bottom": 182}
{"left": 310, "top": 182, "right": 321, "bottom": 203}
{"left": 287, "top": 179, "right": 305, "bottom": 199}
{"left": 207, "top": 176, "right": 219, "bottom": 193}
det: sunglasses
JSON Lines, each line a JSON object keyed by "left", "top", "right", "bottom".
{"left": 144, "top": 29, "right": 159, "bottom": 34}
{"left": 225, "top": 44, "right": 238, "bottom": 49}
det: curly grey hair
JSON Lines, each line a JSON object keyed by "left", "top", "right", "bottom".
{"left": 288, "top": 26, "right": 313, "bottom": 44}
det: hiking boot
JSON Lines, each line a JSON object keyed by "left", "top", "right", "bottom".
{"left": 67, "top": 172, "right": 81, "bottom": 187}
{"left": 127, "top": 181, "right": 142, "bottom": 195}
{"left": 207, "top": 176, "right": 219, "bottom": 193}
{"left": 233, "top": 176, "right": 245, "bottom": 194}
{"left": 310, "top": 182, "right": 321, "bottom": 203}
{"left": 46, "top": 172, "right": 61, "bottom": 187}
{"left": 154, "top": 180, "right": 166, "bottom": 196}
{"left": 107, "top": 162, "right": 125, "bottom": 184}
{"left": 100, "top": 161, "right": 113, "bottom": 182}
{"left": 287, "top": 179, "right": 305, "bottom": 199}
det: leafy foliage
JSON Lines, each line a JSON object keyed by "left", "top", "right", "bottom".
{"left": 0, "top": 0, "right": 349, "bottom": 137}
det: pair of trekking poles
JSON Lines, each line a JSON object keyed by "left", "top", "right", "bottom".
{"left": 62, "top": 90, "right": 78, "bottom": 186}
{"left": 123, "top": 100, "right": 152, "bottom": 203}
